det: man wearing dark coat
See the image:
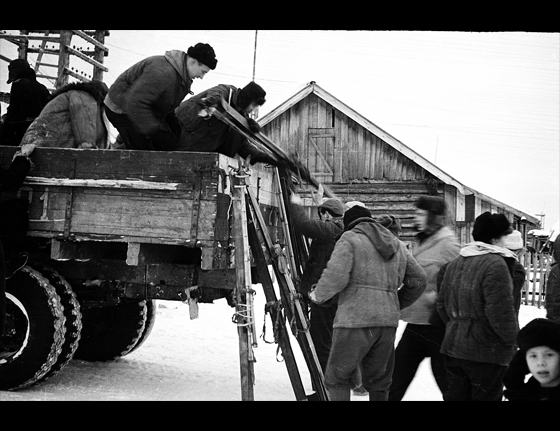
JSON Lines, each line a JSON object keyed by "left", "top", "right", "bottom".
{"left": 104, "top": 44, "right": 217, "bottom": 151}
{"left": 175, "top": 81, "right": 274, "bottom": 163}
{"left": 0, "top": 59, "right": 50, "bottom": 147}
{"left": 0, "top": 143, "right": 35, "bottom": 359}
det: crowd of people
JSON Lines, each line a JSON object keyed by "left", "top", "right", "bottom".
{"left": 1, "top": 45, "right": 559, "bottom": 400}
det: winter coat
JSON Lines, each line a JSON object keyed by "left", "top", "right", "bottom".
{"left": 175, "top": 84, "right": 260, "bottom": 159}
{"left": 1, "top": 156, "right": 31, "bottom": 193}
{"left": 546, "top": 239, "right": 560, "bottom": 322}
{"left": 104, "top": 50, "right": 193, "bottom": 149}
{"left": 437, "top": 242, "right": 519, "bottom": 366}
{"left": 20, "top": 82, "right": 108, "bottom": 149}
{"left": 310, "top": 217, "right": 427, "bottom": 329}
{"left": 400, "top": 226, "right": 460, "bottom": 326}
{"left": 0, "top": 69, "right": 50, "bottom": 146}
{"left": 289, "top": 202, "right": 344, "bottom": 298}
{"left": 3, "top": 71, "right": 50, "bottom": 124}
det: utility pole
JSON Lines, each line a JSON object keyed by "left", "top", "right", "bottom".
{"left": 250, "top": 30, "right": 259, "bottom": 119}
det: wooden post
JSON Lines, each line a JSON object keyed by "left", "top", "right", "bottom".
{"left": 93, "top": 30, "right": 106, "bottom": 82}
{"left": 56, "top": 30, "right": 72, "bottom": 89}
{"left": 231, "top": 161, "right": 255, "bottom": 401}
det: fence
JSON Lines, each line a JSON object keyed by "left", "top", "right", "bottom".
{"left": 519, "top": 251, "right": 553, "bottom": 308}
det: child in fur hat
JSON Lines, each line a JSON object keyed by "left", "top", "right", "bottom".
{"left": 503, "top": 318, "right": 560, "bottom": 401}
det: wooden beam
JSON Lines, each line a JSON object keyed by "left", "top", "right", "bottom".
{"left": 71, "top": 30, "right": 108, "bottom": 52}
{"left": 66, "top": 46, "right": 108, "bottom": 72}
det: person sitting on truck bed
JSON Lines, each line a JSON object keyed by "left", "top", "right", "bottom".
{"left": 104, "top": 44, "right": 218, "bottom": 151}
{"left": 175, "top": 81, "right": 277, "bottom": 165}
{"left": 19, "top": 80, "right": 110, "bottom": 149}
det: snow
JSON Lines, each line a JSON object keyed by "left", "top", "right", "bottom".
{"left": 0, "top": 288, "right": 547, "bottom": 401}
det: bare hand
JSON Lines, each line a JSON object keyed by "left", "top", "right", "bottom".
{"left": 19, "top": 143, "right": 36, "bottom": 157}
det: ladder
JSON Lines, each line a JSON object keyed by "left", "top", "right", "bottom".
{"left": 0, "top": 30, "right": 109, "bottom": 94}
{"left": 231, "top": 158, "right": 329, "bottom": 401}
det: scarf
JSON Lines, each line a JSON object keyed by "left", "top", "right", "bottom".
{"left": 460, "top": 241, "right": 518, "bottom": 259}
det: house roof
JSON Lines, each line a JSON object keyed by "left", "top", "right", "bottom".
{"left": 258, "top": 81, "right": 540, "bottom": 226}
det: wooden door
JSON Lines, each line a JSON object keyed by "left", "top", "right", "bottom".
{"left": 307, "top": 128, "right": 336, "bottom": 183}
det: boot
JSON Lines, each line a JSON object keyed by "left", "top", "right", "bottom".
{"left": 328, "top": 387, "right": 351, "bottom": 401}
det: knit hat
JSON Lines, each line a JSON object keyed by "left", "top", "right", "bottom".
{"left": 237, "top": 82, "right": 266, "bottom": 110}
{"left": 187, "top": 43, "right": 217, "bottom": 70}
{"left": 7, "top": 58, "right": 31, "bottom": 84}
{"left": 503, "top": 230, "right": 524, "bottom": 250}
{"left": 318, "top": 198, "right": 345, "bottom": 218}
{"left": 343, "top": 205, "right": 371, "bottom": 230}
{"left": 517, "top": 318, "right": 560, "bottom": 354}
{"left": 415, "top": 195, "right": 446, "bottom": 215}
{"left": 472, "top": 212, "right": 512, "bottom": 244}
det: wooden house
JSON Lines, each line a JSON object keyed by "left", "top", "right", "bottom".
{"left": 258, "top": 81, "right": 540, "bottom": 245}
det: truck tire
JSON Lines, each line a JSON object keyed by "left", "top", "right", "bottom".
{"left": 126, "top": 299, "right": 156, "bottom": 355}
{"left": 73, "top": 298, "right": 148, "bottom": 362}
{"left": 0, "top": 267, "right": 66, "bottom": 390}
{"left": 29, "top": 262, "right": 82, "bottom": 381}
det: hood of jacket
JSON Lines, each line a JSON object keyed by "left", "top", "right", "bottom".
{"left": 165, "top": 50, "right": 192, "bottom": 88}
{"left": 349, "top": 218, "right": 399, "bottom": 260}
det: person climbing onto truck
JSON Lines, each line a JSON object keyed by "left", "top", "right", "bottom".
{"left": 104, "top": 43, "right": 218, "bottom": 151}
{"left": 0, "top": 143, "right": 36, "bottom": 360}
{"left": 19, "top": 80, "right": 110, "bottom": 149}
{"left": 175, "top": 81, "right": 276, "bottom": 165}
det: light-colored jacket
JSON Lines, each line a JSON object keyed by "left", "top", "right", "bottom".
{"left": 400, "top": 226, "right": 460, "bottom": 325}
{"left": 311, "top": 218, "right": 427, "bottom": 328}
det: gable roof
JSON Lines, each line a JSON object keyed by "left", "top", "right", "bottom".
{"left": 258, "top": 81, "right": 540, "bottom": 225}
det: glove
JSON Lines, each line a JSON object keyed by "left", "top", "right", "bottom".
{"left": 247, "top": 118, "right": 261, "bottom": 133}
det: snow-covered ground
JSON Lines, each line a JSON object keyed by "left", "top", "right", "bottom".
{"left": 0, "top": 288, "right": 547, "bottom": 401}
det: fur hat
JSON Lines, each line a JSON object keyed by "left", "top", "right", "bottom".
{"left": 187, "top": 43, "right": 217, "bottom": 70}
{"left": 343, "top": 205, "right": 371, "bottom": 230}
{"left": 472, "top": 212, "right": 512, "bottom": 244}
{"left": 415, "top": 195, "right": 446, "bottom": 215}
{"left": 503, "top": 230, "right": 524, "bottom": 250}
{"left": 517, "top": 318, "right": 560, "bottom": 354}
{"left": 237, "top": 82, "right": 266, "bottom": 111}
{"left": 375, "top": 215, "right": 402, "bottom": 237}
{"left": 7, "top": 58, "right": 31, "bottom": 84}
{"left": 318, "top": 198, "right": 345, "bottom": 218}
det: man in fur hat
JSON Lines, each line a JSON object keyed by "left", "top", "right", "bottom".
{"left": 0, "top": 59, "right": 50, "bottom": 146}
{"left": 175, "top": 81, "right": 275, "bottom": 164}
{"left": 104, "top": 43, "right": 217, "bottom": 151}
{"left": 437, "top": 211, "right": 519, "bottom": 401}
{"left": 309, "top": 205, "right": 427, "bottom": 401}
{"left": 389, "top": 195, "right": 460, "bottom": 401}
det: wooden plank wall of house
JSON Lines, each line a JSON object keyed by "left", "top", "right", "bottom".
{"left": 262, "top": 93, "right": 444, "bottom": 245}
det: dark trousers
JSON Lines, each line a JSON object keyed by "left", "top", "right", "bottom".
{"left": 308, "top": 302, "right": 337, "bottom": 374}
{"left": 389, "top": 323, "right": 447, "bottom": 401}
{"left": 326, "top": 326, "right": 396, "bottom": 400}
{"left": 104, "top": 106, "right": 179, "bottom": 151}
{"left": 443, "top": 355, "right": 507, "bottom": 401}
{"left": 0, "top": 239, "right": 6, "bottom": 345}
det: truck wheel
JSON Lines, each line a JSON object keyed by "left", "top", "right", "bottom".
{"left": 0, "top": 267, "right": 66, "bottom": 390}
{"left": 126, "top": 299, "right": 156, "bottom": 355}
{"left": 29, "top": 262, "right": 82, "bottom": 381}
{"left": 73, "top": 298, "right": 148, "bottom": 362}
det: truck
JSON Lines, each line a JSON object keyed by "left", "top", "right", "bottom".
{"left": 0, "top": 145, "right": 285, "bottom": 391}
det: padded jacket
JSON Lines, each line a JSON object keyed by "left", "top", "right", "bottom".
{"left": 311, "top": 217, "right": 427, "bottom": 328}
{"left": 437, "top": 244, "right": 519, "bottom": 366}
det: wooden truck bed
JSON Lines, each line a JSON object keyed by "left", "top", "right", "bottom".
{"left": 0, "top": 145, "right": 281, "bottom": 303}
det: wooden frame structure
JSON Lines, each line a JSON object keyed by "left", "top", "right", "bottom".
{"left": 0, "top": 30, "right": 109, "bottom": 97}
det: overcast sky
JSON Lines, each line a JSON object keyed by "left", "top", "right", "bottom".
{"left": 2, "top": 30, "right": 558, "bottom": 230}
